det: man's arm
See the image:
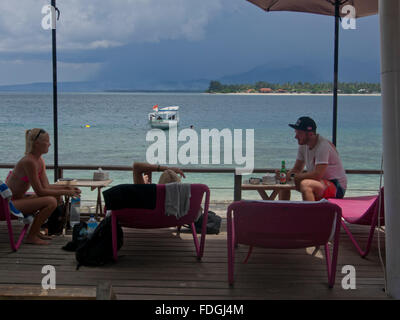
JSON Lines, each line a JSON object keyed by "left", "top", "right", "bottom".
{"left": 294, "top": 163, "right": 328, "bottom": 182}
{"left": 289, "top": 159, "right": 305, "bottom": 176}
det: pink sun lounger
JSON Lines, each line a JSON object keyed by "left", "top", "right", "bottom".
{"left": 109, "top": 184, "right": 210, "bottom": 261}
{"left": 227, "top": 200, "right": 342, "bottom": 288}
{"left": 329, "top": 188, "right": 384, "bottom": 257}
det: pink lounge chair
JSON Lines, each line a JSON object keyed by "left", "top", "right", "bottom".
{"left": 0, "top": 196, "right": 30, "bottom": 251}
{"left": 109, "top": 184, "right": 210, "bottom": 261}
{"left": 328, "top": 188, "right": 384, "bottom": 258}
{"left": 227, "top": 200, "right": 342, "bottom": 288}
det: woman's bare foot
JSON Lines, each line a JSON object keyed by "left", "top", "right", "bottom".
{"left": 25, "top": 235, "right": 49, "bottom": 245}
{"left": 38, "top": 233, "right": 53, "bottom": 240}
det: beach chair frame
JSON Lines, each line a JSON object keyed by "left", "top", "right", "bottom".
{"left": 227, "top": 200, "right": 342, "bottom": 288}
{"left": 109, "top": 184, "right": 210, "bottom": 261}
{"left": 329, "top": 188, "right": 384, "bottom": 257}
{"left": 0, "top": 196, "right": 30, "bottom": 251}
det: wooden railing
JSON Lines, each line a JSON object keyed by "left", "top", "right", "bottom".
{"left": 0, "top": 163, "right": 383, "bottom": 201}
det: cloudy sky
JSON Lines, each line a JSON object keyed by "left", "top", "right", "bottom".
{"left": 0, "top": 0, "right": 380, "bottom": 86}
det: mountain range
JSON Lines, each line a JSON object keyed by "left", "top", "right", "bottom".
{"left": 0, "top": 59, "right": 380, "bottom": 92}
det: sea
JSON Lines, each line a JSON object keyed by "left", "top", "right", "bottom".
{"left": 0, "top": 92, "right": 383, "bottom": 203}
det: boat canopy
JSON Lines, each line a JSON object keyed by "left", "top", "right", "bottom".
{"left": 158, "top": 106, "right": 179, "bottom": 112}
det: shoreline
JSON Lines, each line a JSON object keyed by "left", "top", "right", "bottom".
{"left": 0, "top": 91, "right": 381, "bottom": 96}
{"left": 207, "top": 92, "right": 381, "bottom": 96}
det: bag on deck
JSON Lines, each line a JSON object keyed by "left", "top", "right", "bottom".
{"left": 62, "top": 221, "right": 88, "bottom": 252}
{"left": 75, "top": 216, "right": 123, "bottom": 269}
{"left": 193, "top": 211, "right": 222, "bottom": 235}
{"left": 43, "top": 205, "right": 66, "bottom": 236}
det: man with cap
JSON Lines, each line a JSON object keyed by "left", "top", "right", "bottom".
{"left": 281, "top": 116, "right": 347, "bottom": 201}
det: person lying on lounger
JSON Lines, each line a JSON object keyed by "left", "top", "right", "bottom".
{"left": 133, "top": 162, "right": 185, "bottom": 185}
{"left": 133, "top": 162, "right": 205, "bottom": 219}
{"left": 6, "top": 128, "right": 81, "bottom": 245}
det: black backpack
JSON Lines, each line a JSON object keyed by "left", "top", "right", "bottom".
{"left": 62, "top": 222, "right": 88, "bottom": 252}
{"left": 193, "top": 211, "right": 222, "bottom": 235}
{"left": 42, "top": 205, "right": 66, "bottom": 236}
{"left": 75, "top": 216, "right": 123, "bottom": 269}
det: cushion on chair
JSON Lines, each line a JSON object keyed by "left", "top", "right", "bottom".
{"left": 103, "top": 184, "right": 157, "bottom": 210}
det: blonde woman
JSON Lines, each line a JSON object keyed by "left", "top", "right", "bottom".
{"left": 6, "top": 128, "right": 81, "bottom": 245}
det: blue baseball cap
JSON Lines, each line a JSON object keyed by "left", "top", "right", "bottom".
{"left": 289, "top": 116, "right": 317, "bottom": 132}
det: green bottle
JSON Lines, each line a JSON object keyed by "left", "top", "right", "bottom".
{"left": 280, "top": 161, "right": 287, "bottom": 184}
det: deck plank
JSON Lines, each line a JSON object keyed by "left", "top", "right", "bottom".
{"left": 0, "top": 285, "right": 96, "bottom": 300}
{"left": 0, "top": 218, "right": 389, "bottom": 300}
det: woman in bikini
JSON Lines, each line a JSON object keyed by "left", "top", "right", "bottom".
{"left": 6, "top": 128, "right": 81, "bottom": 245}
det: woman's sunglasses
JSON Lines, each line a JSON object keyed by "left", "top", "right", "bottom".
{"left": 34, "top": 129, "right": 46, "bottom": 141}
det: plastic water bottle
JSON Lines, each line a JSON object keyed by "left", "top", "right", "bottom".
{"left": 70, "top": 196, "right": 81, "bottom": 228}
{"left": 87, "top": 214, "right": 99, "bottom": 238}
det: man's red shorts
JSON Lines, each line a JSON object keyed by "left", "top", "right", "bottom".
{"left": 314, "top": 179, "right": 345, "bottom": 200}
{"left": 322, "top": 180, "right": 337, "bottom": 198}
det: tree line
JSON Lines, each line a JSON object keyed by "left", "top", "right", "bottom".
{"left": 206, "top": 81, "right": 381, "bottom": 94}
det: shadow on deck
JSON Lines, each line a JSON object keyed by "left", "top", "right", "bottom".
{"left": 0, "top": 217, "right": 389, "bottom": 300}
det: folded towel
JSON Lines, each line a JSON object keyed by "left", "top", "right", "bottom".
{"left": 9, "top": 201, "right": 25, "bottom": 219}
{"left": 165, "top": 183, "right": 191, "bottom": 219}
{"left": 103, "top": 184, "right": 157, "bottom": 210}
{"left": 0, "top": 180, "right": 12, "bottom": 199}
{"left": 0, "top": 181, "right": 25, "bottom": 219}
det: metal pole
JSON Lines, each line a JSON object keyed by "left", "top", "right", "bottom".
{"left": 51, "top": 0, "right": 58, "bottom": 182}
{"left": 332, "top": 0, "right": 340, "bottom": 146}
{"left": 234, "top": 174, "right": 242, "bottom": 201}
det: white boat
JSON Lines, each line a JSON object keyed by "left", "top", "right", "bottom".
{"left": 148, "top": 106, "right": 179, "bottom": 129}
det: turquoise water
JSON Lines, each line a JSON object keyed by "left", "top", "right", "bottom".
{"left": 0, "top": 92, "right": 383, "bottom": 201}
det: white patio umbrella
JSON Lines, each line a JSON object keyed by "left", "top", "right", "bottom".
{"left": 247, "top": 0, "right": 378, "bottom": 145}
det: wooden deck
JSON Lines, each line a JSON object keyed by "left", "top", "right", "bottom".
{"left": 0, "top": 213, "right": 389, "bottom": 300}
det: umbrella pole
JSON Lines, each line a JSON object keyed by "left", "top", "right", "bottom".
{"left": 51, "top": 0, "right": 59, "bottom": 182}
{"left": 332, "top": 0, "right": 340, "bottom": 146}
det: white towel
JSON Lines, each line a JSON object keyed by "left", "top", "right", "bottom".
{"left": 164, "top": 183, "right": 191, "bottom": 219}
{"left": 0, "top": 181, "right": 24, "bottom": 219}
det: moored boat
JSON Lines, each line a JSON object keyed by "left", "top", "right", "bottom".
{"left": 148, "top": 105, "right": 179, "bottom": 129}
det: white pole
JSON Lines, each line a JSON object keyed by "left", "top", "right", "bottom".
{"left": 379, "top": 0, "right": 400, "bottom": 299}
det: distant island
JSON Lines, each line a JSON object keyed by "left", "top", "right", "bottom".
{"left": 206, "top": 81, "right": 381, "bottom": 94}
